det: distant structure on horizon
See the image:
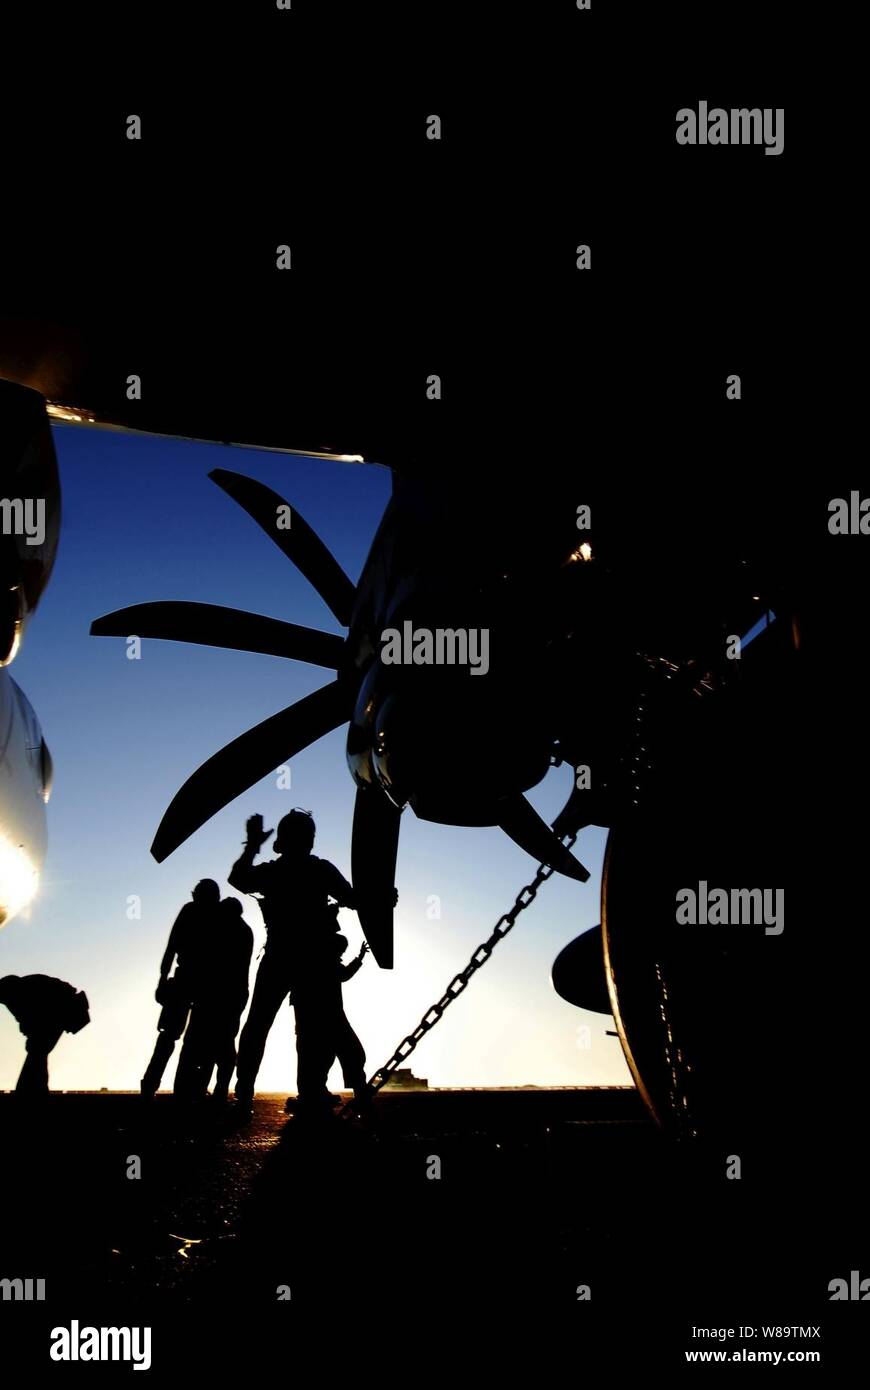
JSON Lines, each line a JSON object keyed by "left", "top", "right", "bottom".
{"left": 384, "top": 1068, "right": 428, "bottom": 1090}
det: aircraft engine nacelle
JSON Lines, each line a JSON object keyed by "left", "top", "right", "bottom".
{"left": 0, "top": 378, "right": 60, "bottom": 664}
{"left": 0, "top": 671, "right": 50, "bottom": 926}
{"left": 0, "top": 378, "right": 59, "bottom": 925}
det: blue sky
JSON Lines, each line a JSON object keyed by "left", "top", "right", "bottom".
{"left": 0, "top": 424, "right": 631, "bottom": 1092}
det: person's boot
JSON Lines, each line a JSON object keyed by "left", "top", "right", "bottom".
{"left": 233, "top": 1085, "right": 254, "bottom": 1116}
{"left": 294, "top": 1091, "right": 336, "bottom": 1123}
{"left": 351, "top": 1087, "right": 376, "bottom": 1123}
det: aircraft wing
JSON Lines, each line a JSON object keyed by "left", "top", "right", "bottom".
{"left": 0, "top": 316, "right": 402, "bottom": 469}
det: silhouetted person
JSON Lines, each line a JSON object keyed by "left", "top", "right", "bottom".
{"left": 287, "top": 933, "right": 370, "bottom": 1106}
{"left": 229, "top": 809, "right": 359, "bottom": 1113}
{"left": 332, "top": 934, "right": 369, "bottom": 1099}
{"left": 176, "top": 897, "right": 254, "bottom": 1101}
{"left": 140, "top": 878, "right": 221, "bottom": 1098}
{"left": 0, "top": 974, "right": 90, "bottom": 1095}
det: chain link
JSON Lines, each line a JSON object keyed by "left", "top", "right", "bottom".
{"left": 359, "top": 830, "right": 579, "bottom": 1099}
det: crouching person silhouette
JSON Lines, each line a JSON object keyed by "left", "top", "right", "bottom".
{"left": 0, "top": 974, "right": 90, "bottom": 1096}
{"left": 140, "top": 878, "right": 221, "bottom": 1099}
{"left": 230, "top": 809, "right": 359, "bottom": 1115}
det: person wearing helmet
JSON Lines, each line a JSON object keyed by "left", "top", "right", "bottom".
{"left": 228, "top": 809, "right": 358, "bottom": 1114}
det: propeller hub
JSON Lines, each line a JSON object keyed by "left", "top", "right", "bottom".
{"left": 346, "top": 652, "right": 552, "bottom": 820}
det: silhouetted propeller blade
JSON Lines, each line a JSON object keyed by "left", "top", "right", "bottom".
{"left": 551, "top": 785, "right": 591, "bottom": 839}
{"left": 91, "top": 602, "right": 344, "bottom": 669}
{"left": 351, "top": 786, "right": 401, "bottom": 969}
{"left": 209, "top": 468, "right": 355, "bottom": 626}
{"left": 551, "top": 927, "right": 613, "bottom": 1013}
{"left": 498, "top": 797, "right": 590, "bottom": 882}
{"left": 151, "top": 680, "right": 351, "bottom": 862}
